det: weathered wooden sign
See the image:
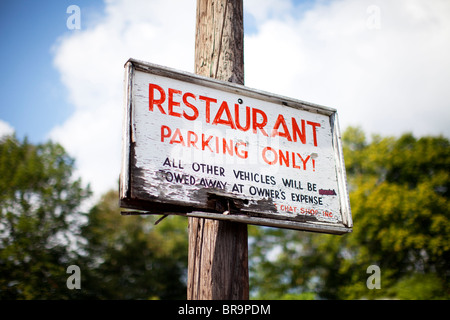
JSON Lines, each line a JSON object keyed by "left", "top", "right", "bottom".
{"left": 120, "top": 58, "right": 352, "bottom": 234}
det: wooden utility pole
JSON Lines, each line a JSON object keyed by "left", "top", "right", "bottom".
{"left": 187, "top": 0, "right": 248, "bottom": 300}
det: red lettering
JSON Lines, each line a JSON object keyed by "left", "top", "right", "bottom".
{"left": 215, "top": 136, "right": 219, "bottom": 153}
{"left": 169, "top": 128, "right": 185, "bottom": 146}
{"left": 199, "top": 96, "right": 217, "bottom": 123}
{"left": 235, "top": 104, "right": 250, "bottom": 131}
{"left": 252, "top": 108, "right": 268, "bottom": 136}
{"left": 279, "top": 149, "right": 289, "bottom": 167}
{"left": 161, "top": 125, "right": 171, "bottom": 142}
{"left": 149, "top": 84, "right": 166, "bottom": 114}
{"left": 235, "top": 142, "right": 248, "bottom": 159}
{"left": 271, "top": 114, "right": 292, "bottom": 141}
{"left": 262, "top": 146, "right": 277, "bottom": 165}
{"left": 223, "top": 138, "right": 233, "bottom": 156}
{"left": 187, "top": 131, "right": 198, "bottom": 148}
{"left": 212, "top": 101, "right": 236, "bottom": 129}
{"left": 259, "top": 146, "right": 315, "bottom": 171}
{"left": 292, "top": 152, "right": 301, "bottom": 169}
{"left": 182, "top": 92, "right": 199, "bottom": 121}
{"left": 160, "top": 125, "right": 249, "bottom": 160}
{"left": 292, "top": 118, "right": 306, "bottom": 144}
{"left": 201, "top": 134, "right": 213, "bottom": 152}
{"left": 306, "top": 121, "right": 321, "bottom": 146}
{"left": 168, "top": 88, "right": 182, "bottom": 118}
{"left": 296, "top": 153, "right": 311, "bottom": 170}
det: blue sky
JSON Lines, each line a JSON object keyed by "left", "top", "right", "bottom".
{"left": 0, "top": 0, "right": 104, "bottom": 142}
{"left": 1, "top": 0, "right": 449, "bottom": 198}
{"left": 0, "top": 0, "right": 314, "bottom": 143}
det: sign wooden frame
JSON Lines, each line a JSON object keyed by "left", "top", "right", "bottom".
{"left": 120, "top": 58, "right": 352, "bottom": 234}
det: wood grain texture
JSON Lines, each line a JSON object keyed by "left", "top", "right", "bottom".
{"left": 188, "top": 216, "right": 249, "bottom": 299}
{"left": 195, "top": 0, "right": 244, "bottom": 85}
{"left": 188, "top": 0, "right": 249, "bottom": 300}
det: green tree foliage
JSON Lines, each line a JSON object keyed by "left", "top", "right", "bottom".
{"left": 79, "top": 190, "right": 188, "bottom": 299}
{"left": 2, "top": 128, "right": 448, "bottom": 300}
{"left": 0, "top": 135, "right": 91, "bottom": 299}
{"left": 0, "top": 135, "right": 188, "bottom": 299}
{"left": 249, "top": 128, "right": 450, "bottom": 299}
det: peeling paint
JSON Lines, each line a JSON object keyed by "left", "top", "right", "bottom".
{"left": 120, "top": 59, "right": 352, "bottom": 234}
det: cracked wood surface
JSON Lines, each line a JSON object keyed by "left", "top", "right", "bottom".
{"left": 187, "top": 0, "right": 249, "bottom": 300}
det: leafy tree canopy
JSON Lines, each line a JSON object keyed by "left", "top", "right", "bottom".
{"left": 0, "top": 135, "right": 91, "bottom": 299}
{"left": 79, "top": 190, "right": 188, "bottom": 299}
{"left": 2, "top": 127, "right": 448, "bottom": 300}
{"left": 249, "top": 127, "right": 450, "bottom": 299}
{"left": 0, "top": 135, "right": 188, "bottom": 300}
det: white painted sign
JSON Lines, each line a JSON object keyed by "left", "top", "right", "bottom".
{"left": 120, "top": 59, "right": 352, "bottom": 234}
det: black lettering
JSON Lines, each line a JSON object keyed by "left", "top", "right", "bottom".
{"left": 192, "top": 162, "right": 225, "bottom": 176}
{"left": 270, "top": 176, "right": 276, "bottom": 185}
{"left": 282, "top": 178, "right": 303, "bottom": 189}
{"left": 291, "top": 193, "right": 323, "bottom": 205}
{"left": 163, "top": 157, "right": 171, "bottom": 167}
{"left": 249, "top": 186, "right": 284, "bottom": 200}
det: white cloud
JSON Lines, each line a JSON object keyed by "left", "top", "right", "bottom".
{"left": 50, "top": 0, "right": 195, "bottom": 197}
{"left": 245, "top": 0, "right": 294, "bottom": 23}
{"left": 50, "top": 0, "right": 450, "bottom": 198}
{"left": 0, "top": 119, "right": 14, "bottom": 138}
{"left": 245, "top": 0, "right": 450, "bottom": 138}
